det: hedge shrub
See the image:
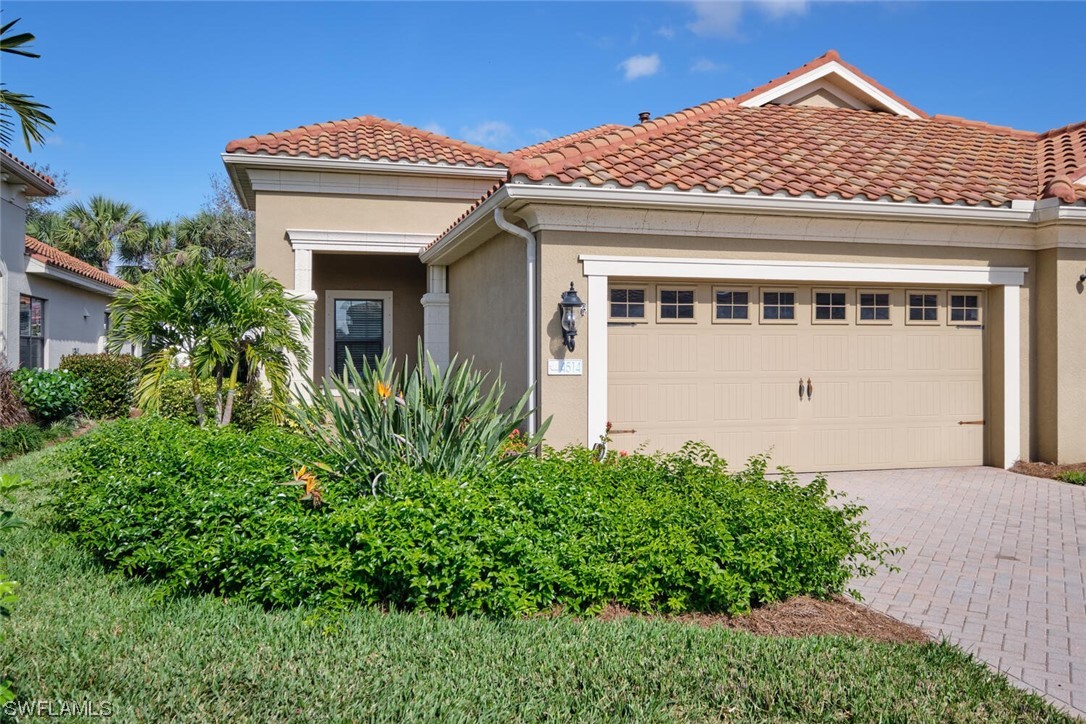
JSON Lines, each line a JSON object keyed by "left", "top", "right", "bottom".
{"left": 156, "top": 376, "right": 272, "bottom": 430}
{"left": 53, "top": 418, "right": 897, "bottom": 616}
{"left": 59, "top": 354, "right": 141, "bottom": 419}
{"left": 11, "top": 369, "right": 86, "bottom": 423}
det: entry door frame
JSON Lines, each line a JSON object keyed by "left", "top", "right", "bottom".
{"left": 581, "top": 255, "right": 1027, "bottom": 468}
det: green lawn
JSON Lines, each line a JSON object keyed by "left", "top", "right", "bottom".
{"left": 0, "top": 447, "right": 1072, "bottom": 723}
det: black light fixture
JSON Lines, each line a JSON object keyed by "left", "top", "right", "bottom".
{"left": 559, "top": 282, "right": 584, "bottom": 352}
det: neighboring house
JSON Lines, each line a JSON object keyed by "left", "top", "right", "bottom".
{"left": 224, "top": 51, "right": 1086, "bottom": 471}
{"left": 1, "top": 149, "right": 127, "bottom": 370}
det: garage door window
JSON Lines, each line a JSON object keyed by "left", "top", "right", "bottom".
{"left": 907, "top": 291, "right": 940, "bottom": 325}
{"left": 610, "top": 288, "right": 646, "bottom": 321}
{"left": 949, "top": 292, "right": 981, "bottom": 324}
{"left": 857, "top": 290, "right": 891, "bottom": 324}
{"left": 713, "top": 288, "right": 750, "bottom": 323}
{"left": 761, "top": 289, "right": 796, "bottom": 323}
{"left": 658, "top": 288, "right": 695, "bottom": 322}
{"left": 813, "top": 290, "right": 848, "bottom": 323}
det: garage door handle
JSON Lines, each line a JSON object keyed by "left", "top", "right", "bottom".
{"left": 958, "top": 420, "right": 985, "bottom": 426}
{"left": 807, "top": 378, "right": 813, "bottom": 401}
{"left": 610, "top": 428, "right": 638, "bottom": 434}
{"left": 798, "top": 378, "right": 805, "bottom": 401}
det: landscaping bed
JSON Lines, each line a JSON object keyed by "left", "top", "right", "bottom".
{"left": 1010, "top": 460, "right": 1086, "bottom": 485}
{"left": 0, "top": 447, "right": 1071, "bottom": 722}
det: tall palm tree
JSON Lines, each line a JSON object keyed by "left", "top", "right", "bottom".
{"left": 0, "top": 17, "right": 55, "bottom": 150}
{"left": 108, "top": 257, "right": 311, "bottom": 427}
{"left": 175, "top": 209, "right": 253, "bottom": 269}
{"left": 116, "top": 220, "right": 174, "bottom": 283}
{"left": 56, "top": 195, "right": 147, "bottom": 269}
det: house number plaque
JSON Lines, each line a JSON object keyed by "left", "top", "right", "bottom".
{"left": 547, "top": 359, "right": 583, "bottom": 376}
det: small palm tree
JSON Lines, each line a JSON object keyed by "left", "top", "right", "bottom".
{"left": 25, "top": 212, "right": 67, "bottom": 246}
{"left": 0, "top": 17, "right": 55, "bottom": 150}
{"left": 108, "top": 257, "right": 311, "bottom": 427}
{"left": 56, "top": 196, "right": 147, "bottom": 269}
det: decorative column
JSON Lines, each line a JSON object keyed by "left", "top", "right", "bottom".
{"left": 422, "top": 264, "right": 450, "bottom": 369}
{"left": 1003, "top": 284, "right": 1021, "bottom": 468}
{"left": 289, "top": 247, "right": 317, "bottom": 394}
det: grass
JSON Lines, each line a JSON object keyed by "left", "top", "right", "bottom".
{"left": 0, "top": 447, "right": 1074, "bottom": 723}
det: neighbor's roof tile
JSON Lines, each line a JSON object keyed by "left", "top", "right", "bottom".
{"left": 225, "top": 115, "right": 509, "bottom": 167}
{"left": 25, "top": 236, "right": 127, "bottom": 289}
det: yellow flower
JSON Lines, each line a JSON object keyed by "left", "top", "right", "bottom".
{"left": 375, "top": 380, "right": 392, "bottom": 399}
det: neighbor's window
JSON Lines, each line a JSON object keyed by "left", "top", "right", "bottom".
{"left": 713, "top": 288, "right": 750, "bottom": 323}
{"left": 332, "top": 297, "right": 385, "bottom": 374}
{"left": 949, "top": 293, "right": 981, "bottom": 323}
{"left": 858, "top": 290, "right": 891, "bottom": 323}
{"left": 813, "top": 290, "right": 848, "bottom": 322}
{"left": 761, "top": 289, "right": 796, "bottom": 322}
{"left": 19, "top": 295, "right": 44, "bottom": 369}
{"left": 658, "top": 288, "right": 695, "bottom": 320}
{"left": 907, "top": 291, "right": 940, "bottom": 323}
{"left": 609, "top": 288, "right": 646, "bottom": 320}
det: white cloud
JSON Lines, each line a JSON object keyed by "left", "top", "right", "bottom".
{"left": 620, "top": 53, "right": 661, "bottom": 81}
{"left": 687, "top": 2, "right": 744, "bottom": 38}
{"left": 687, "top": 0, "right": 809, "bottom": 37}
{"left": 527, "top": 128, "right": 553, "bottom": 143}
{"left": 656, "top": 25, "right": 676, "bottom": 40}
{"left": 421, "top": 122, "right": 447, "bottom": 136}
{"left": 460, "top": 120, "right": 513, "bottom": 148}
{"left": 690, "top": 58, "right": 722, "bottom": 73}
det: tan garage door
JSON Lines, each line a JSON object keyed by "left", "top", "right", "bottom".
{"left": 607, "top": 283, "right": 986, "bottom": 472}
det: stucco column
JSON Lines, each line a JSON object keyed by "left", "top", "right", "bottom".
{"left": 290, "top": 247, "right": 316, "bottom": 393}
{"left": 1002, "top": 284, "right": 1021, "bottom": 468}
{"left": 586, "top": 274, "right": 608, "bottom": 447}
{"left": 422, "top": 264, "right": 449, "bottom": 368}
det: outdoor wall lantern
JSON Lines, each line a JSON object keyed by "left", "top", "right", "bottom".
{"left": 559, "top": 282, "right": 585, "bottom": 352}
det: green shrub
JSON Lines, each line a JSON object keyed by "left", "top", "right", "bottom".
{"left": 1057, "top": 470, "right": 1086, "bottom": 485}
{"left": 59, "top": 353, "right": 141, "bottom": 419}
{"left": 291, "top": 347, "right": 545, "bottom": 482}
{"left": 53, "top": 419, "right": 897, "bottom": 616}
{"left": 155, "top": 376, "right": 272, "bottom": 430}
{"left": 0, "top": 419, "right": 78, "bottom": 461}
{"left": 0, "top": 369, "right": 31, "bottom": 428}
{"left": 11, "top": 369, "right": 86, "bottom": 423}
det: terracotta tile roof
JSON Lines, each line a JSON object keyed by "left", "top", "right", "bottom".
{"left": 0, "top": 148, "right": 55, "bottom": 191}
{"left": 511, "top": 124, "right": 628, "bottom": 157}
{"left": 24, "top": 236, "right": 127, "bottom": 289}
{"left": 734, "top": 49, "right": 928, "bottom": 119}
{"left": 225, "top": 115, "right": 509, "bottom": 167}
{"left": 509, "top": 103, "right": 1055, "bottom": 207}
{"left": 1037, "top": 121, "right": 1086, "bottom": 202}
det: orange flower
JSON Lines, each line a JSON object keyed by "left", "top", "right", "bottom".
{"left": 375, "top": 380, "right": 392, "bottom": 399}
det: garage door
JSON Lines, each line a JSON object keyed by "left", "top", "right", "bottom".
{"left": 607, "top": 283, "right": 986, "bottom": 472}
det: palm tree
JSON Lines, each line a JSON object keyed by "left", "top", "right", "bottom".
{"left": 116, "top": 220, "right": 174, "bottom": 283}
{"left": 108, "top": 257, "right": 311, "bottom": 427}
{"left": 175, "top": 209, "right": 253, "bottom": 270}
{"left": 56, "top": 196, "right": 148, "bottom": 269}
{"left": 0, "top": 17, "right": 55, "bottom": 150}
{"left": 25, "top": 212, "right": 67, "bottom": 246}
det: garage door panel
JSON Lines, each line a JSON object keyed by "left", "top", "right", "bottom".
{"left": 607, "top": 283, "right": 985, "bottom": 472}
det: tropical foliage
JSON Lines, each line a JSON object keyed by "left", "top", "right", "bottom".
{"left": 0, "top": 17, "right": 54, "bottom": 150}
{"left": 290, "top": 346, "right": 546, "bottom": 483}
{"left": 107, "top": 257, "right": 310, "bottom": 426}
{"left": 58, "top": 353, "right": 141, "bottom": 419}
{"left": 10, "top": 369, "right": 86, "bottom": 423}
{"left": 53, "top": 195, "right": 148, "bottom": 271}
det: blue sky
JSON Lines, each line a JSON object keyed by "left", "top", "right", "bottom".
{"left": 5, "top": 1, "right": 1085, "bottom": 221}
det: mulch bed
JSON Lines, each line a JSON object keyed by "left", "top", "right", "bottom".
{"left": 595, "top": 595, "right": 930, "bottom": 645}
{"left": 1009, "top": 460, "right": 1086, "bottom": 480}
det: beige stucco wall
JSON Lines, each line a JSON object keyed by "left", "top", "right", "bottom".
{"left": 448, "top": 230, "right": 527, "bottom": 409}
{"left": 254, "top": 191, "right": 472, "bottom": 288}
{"left": 311, "top": 253, "right": 426, "bottom": 381}
{"left": 530, "top": 214, "right": 1039, "bottom": 465}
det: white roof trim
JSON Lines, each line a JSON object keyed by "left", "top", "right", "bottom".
{"left": 287, "top": 229, "right": 433, "bottom": 254}
{"left": 25, "top": 257, "right": 119, "bottom": 296}
{"left": 221, "top": 152, "right": 508, "bottom": 179}
{"left": 739, "top": 60, "right": 921, "bottom": 120}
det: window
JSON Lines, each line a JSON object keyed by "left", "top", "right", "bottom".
{"left": 713, "top": 288, "right": 750, "bottom": 323}
{"left": 907, "top": 291, "right": 940, "bottom": 324}
{"left": 857, "top": 290, "right": 891, "bottom": 324}
{"left": 761, "top": 289, "right": 796, "bottom": 323}
{"left": 813, "top": 290, "right": 848, "bottom": 323}
{"left": 19, "top": 295, "right": 44, "bottom": 369}
{"left": 657, "top": 288, "right": 695, "bottom": 321}
{"left": 949, "top": 292, "right": 982, "bottom": 324}
{"left": 609, "top": 287, "right": 646, "bottom": 320}
{"left": 325, "top": 291, "right": 392, "bottom": 377}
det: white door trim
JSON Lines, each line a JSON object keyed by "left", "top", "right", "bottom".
{"left": 324, "top": 290, "right": 394, "bottom": 377}
{"left": 581, "top": 255, "right": 1026, "bottom": 468}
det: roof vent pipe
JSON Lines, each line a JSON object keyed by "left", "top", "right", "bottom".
{"left": 638, "top": 111, "right": 651, "bottom": 123}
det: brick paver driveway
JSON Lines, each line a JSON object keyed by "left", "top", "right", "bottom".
{"left": 813, "top": 466, "right": 1086, "bottom": 718}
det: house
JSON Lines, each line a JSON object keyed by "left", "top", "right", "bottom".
{"left": 1, "top": 149, "right": 127, "bottom": 369}
{"left": 223, "top": 51, "right": 1086, "bottom": 471}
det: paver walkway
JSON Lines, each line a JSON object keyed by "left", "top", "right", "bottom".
{"left": 811, "top": 466, "right": 1086, "bottom": 719}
